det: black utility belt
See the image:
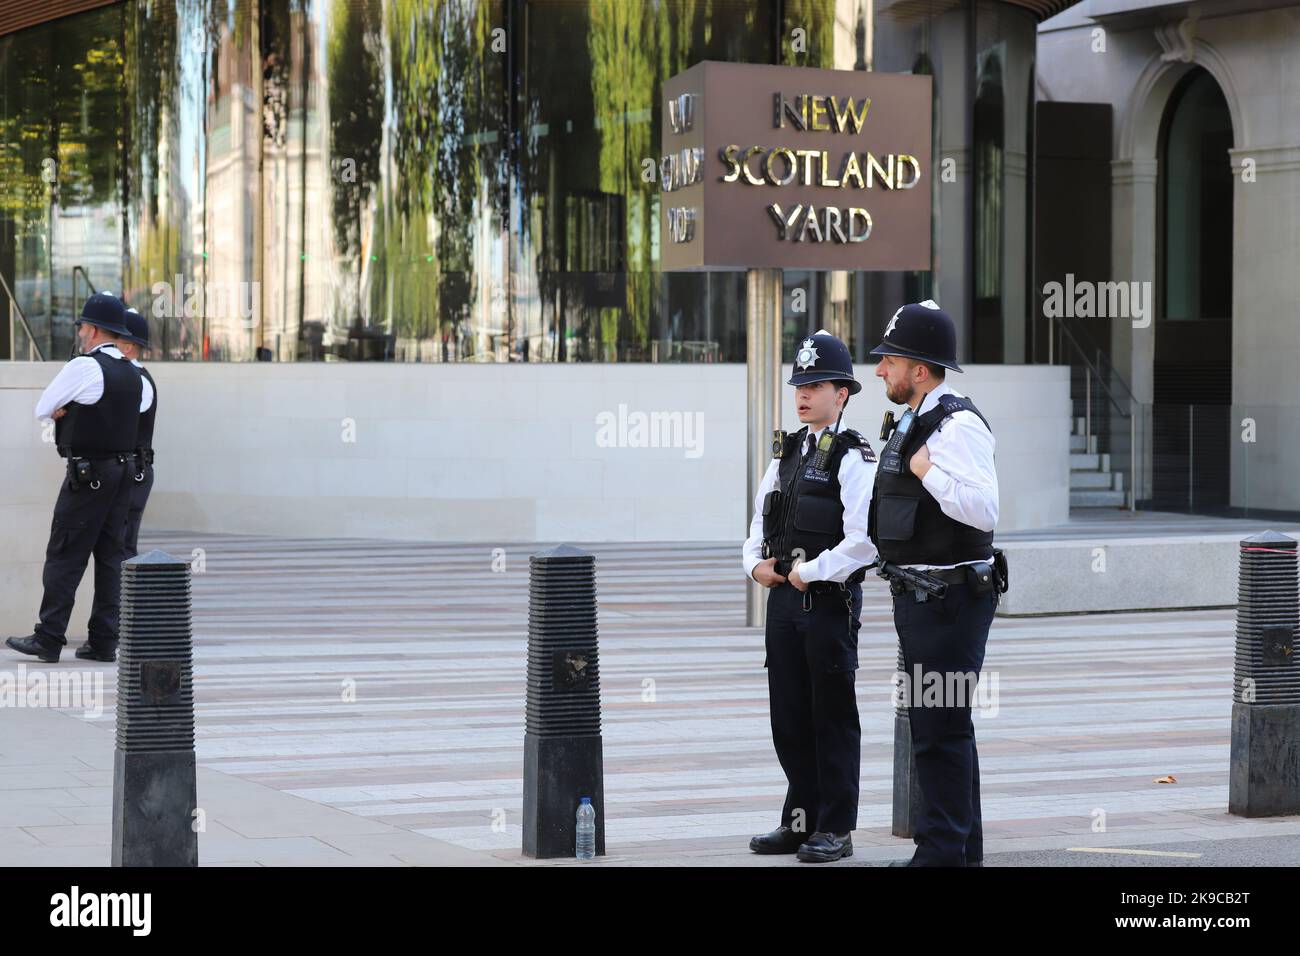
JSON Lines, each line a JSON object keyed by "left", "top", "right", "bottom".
{"left": 806, "top": 580, "right": 854, "bottom": 594}
{"left": 901, "top": 564, "right": 988, "bottom": 586}
{"left": 64, "top": 454, "right": 131, "bottom": 491}
{"left": 63, "top": 451, "right": 134, "bottom": 461}
{"left": 882, "top": 552, "right": 1007, "bottom": 602}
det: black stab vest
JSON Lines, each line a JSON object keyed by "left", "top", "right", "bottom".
{"left": 867, "top": 393, "right": 995, "bottom": 566}
{"left": 136, "top": 365, "right": 157, "bottom": 453}
{"left": 55, "top": 349, "right": 141, "bottom": 458}
{"left": 762, "top": 426, "right": 876, "bottom": 584}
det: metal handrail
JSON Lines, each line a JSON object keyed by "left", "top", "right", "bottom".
{"left": 1046, "top": 309, "right": 1140, "bottom": 512}
{"left": 0, "top": 269, "right": 46, "bottom": 361}
{"left": 1048, "top": 311, "right": 1133, "bottom": 419}
{"left": 72, "top": 265, "right": 97, "bottom": 312}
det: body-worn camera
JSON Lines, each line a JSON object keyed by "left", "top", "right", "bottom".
{"left": 772, "top": 429, "right": 787, "bottom": 458}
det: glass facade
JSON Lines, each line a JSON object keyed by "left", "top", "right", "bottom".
{"left": 1, "top": 0, "right": 1040, "bottom": 364}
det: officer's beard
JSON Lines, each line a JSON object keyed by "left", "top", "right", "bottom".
{"left": 886, "top": 380, "right": 915, "bottom": 406}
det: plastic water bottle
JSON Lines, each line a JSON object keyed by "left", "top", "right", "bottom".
{"left": 575, "top": 797, "right": 596, "bottom": 860}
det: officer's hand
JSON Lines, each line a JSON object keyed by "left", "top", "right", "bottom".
{"left": 787, "top": 565, "right": 809, "bottom": 592}
{"left": 909, "top": 442, "right": 932, "bottom": 479}
{"left": 752, "top": 558, "right": 786, "bottom": 588}
{"left": 52, "top": 407, "right": 67, "bottom": 420}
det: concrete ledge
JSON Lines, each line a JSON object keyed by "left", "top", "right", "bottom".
{"left": 997, "top": 533, "right": 1255, "bottom": 616}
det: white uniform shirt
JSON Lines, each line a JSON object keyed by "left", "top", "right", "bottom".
{"left": 906, "top": 382, "right": 999, "bottom": 570}
{"left": 34, "top": 343, "right": 154, "bottom": 420}
{"left": 742, "top": 423, "right": 879, "bottom": 584}
{"left": 129, "top": 358, "right": 155, "bottom": 411}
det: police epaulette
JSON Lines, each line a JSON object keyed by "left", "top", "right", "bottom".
{"left": 837, "top": 428, "right": 877, "bottom": 463}
{"left": 934, "top": 393, "right": 991, "bottom": 432}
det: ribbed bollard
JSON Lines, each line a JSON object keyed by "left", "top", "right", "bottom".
{"left": 891, "top": 641, "right": 924, "bottom": 837}
{"left": 112, "top": 549, "right": 198, "bottom": 866}
{"left": 1229, "top": 531, "right": 1300, "bottom": 817}
{"left": 522, "top": 544, "right": 605, "bottom": 858}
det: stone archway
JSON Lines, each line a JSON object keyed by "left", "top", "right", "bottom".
{"left": 1110, "top": 29, "right": 1243, "bottom": 508}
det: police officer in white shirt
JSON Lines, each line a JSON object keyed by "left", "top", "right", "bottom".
{"left": 118, "top": 308, "right": 158, "bottom": 560}
{"left": 867, "top": 300, "right": 1005, "bottom": 867}
{"left": 5, "top": 292, "right": 151, "bottom": 664}
{"left": 743, "top": 330, "right": 878, "bottom": 863}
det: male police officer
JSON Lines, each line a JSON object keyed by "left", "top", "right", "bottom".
{"left": 743, "top": 330, "right": 878, "bottom": 863}
{"left": 867, "top": 299, "right": 1002, "bottom": 867}
{"left": 5, "top": 292, "right": 152, "bottom": 664}
{"left": 118, "top": 308, "right": 157, "bottom": 560}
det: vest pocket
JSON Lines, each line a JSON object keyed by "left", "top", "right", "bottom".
{"left": 792, "top": 493, "right": 841, "bottom": 535}
{"left": 761, "top": 489, "right": 781, "bottom": 539}
{"left": 876, "top": 494, "right": 919, "bottom": 541}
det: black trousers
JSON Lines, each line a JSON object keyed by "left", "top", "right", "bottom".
{"left": 123, "top": 462, "right": 155, "bottom": 560}
{"left": 34, "top": 458, "right": 133, "bottom": 650}
{"left": 764, "top": 581, "right": 862, "bottom": 835}
{"left": 893, "top": 581, "right": 996, "bottom": 865}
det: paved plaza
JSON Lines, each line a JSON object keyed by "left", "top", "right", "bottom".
{"left": 2, "top": 528, "right": 1298, "bottom": 866}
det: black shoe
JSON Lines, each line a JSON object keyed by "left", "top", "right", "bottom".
{"left": 966, "top": 859, "right": 984, "bottom": 867}
{"left": 75, "top": 642, "right": 117, "bottom": 663}
{"left": 796, "top": 831, "right": 853, "bottom": 863}
{"left": 5, "top": 634, "right": 61, "bottom": 663}
{"left": 749, "top": 826, "right": 806, "bottom": 855}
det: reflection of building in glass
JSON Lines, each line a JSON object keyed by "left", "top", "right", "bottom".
{"left": 2, "top": 0, "right": 1073, "bottom": 368}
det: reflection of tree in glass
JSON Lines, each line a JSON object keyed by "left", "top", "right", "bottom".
{"left": 378, "top": 0, "right": 506, "bottom": 350}
{"left": 124, "top": 0, "right": 227, "bottom": 360}
{"left": 587, "top": 0, "right": 720, "bottom": 359}
{"left": 0, "top": 8, "right": 124, "bottom": 353}
{"left": 782, "top": 0, "right": 834, "bottom": 68}
{"left": 326, "top": 0, "right": 383, "bottom": 323}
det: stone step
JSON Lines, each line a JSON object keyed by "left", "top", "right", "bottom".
{"left": 1070, "top": 469, "right": 1125, "bottom": 491}
{"left": 1069, "top": 452, "right": 1110, "bottom": 471}
{"left": 1069, "top": 433, "right": 1087, "bottom": 452}
{"left": 1070, "top": 488, "right": 1127, "bottom": 508}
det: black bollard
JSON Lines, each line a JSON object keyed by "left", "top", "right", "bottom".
{"left": 522, "top": 544, "right": 605, "bottom": 858}
{"left": 891, "top": 641, "right": 924, "bottom": 838}
{"left": 1229, "top": 531, "right": 1300, "bottom": 817}
{"left": 111, "top": 549, "right": 198, "bottom": 866}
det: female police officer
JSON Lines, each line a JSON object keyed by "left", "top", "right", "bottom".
{"left": 868, "top": 300, "right": 1001, "bottom": 867}
{"left": 742, "top": 330, "right": 878, "bottom": 863}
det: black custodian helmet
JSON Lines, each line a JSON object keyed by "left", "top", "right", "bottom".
{"left": 77, "top": 291, "right": 131, "bottom": 338}
{"left": 123, "top": 307, "right": 151, "bottom": 349}
{"left": 868, "top": 299, "right": 962, "bottom": 372}
{"left": 787, "top": 329, "right": 861, "bottom": 395}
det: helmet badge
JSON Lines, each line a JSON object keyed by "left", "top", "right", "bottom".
{"left": 795, "top": 338, "right": 819, "bottom": 370}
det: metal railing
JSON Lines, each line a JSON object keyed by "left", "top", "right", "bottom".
{"left": 0, "top": 269, "right": 45, "bottom": 361}
{"left": 71, "top": 265, "right": 97, "bottom": 313}
{"left": 1047, "top": 312, "right": 1138, "bottom": 511}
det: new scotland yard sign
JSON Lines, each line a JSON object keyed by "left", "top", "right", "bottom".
{"left": 660, "top": 61, "right": 932, "bottom": 272}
